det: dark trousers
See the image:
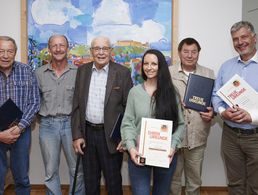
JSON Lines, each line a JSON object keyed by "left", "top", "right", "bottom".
{"left": 83, "top": 124, "right": 123, "bottom": 195}
{"left": 222, "top": 124, "right": 258, "bottom": 195}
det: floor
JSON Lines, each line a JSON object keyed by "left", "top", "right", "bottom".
{"left": 4, "top": 185, "right": 228, "bottom": 195}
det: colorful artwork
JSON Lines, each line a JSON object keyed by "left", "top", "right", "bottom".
{"left": 28, "top": 0, "right": 172, "bottom": 84}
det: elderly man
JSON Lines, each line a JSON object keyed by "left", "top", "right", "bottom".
{"left": 36, "top": 35, "right": 84, "bottom": 195}
{"left": 72, "top": 36, "right": 133, "bottom": 195}
{"left": 212, "top": 21, "right": 258, "bottom": 195}
{"left": 0, "top": 36, "right": 40, "bottom": 194}
{"left": 170, "top": 38, "right": 214, "bottom": 195}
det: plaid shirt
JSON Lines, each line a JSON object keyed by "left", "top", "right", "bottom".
{"left": 0, "top": 61, "right": 40, "bottom": 129}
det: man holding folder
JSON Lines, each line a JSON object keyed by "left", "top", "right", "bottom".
{"left": 212, "top": 21, "right": 258, "bottom": 194}
{"left": 0, "top": 36, "right": 40, "bottom": 194}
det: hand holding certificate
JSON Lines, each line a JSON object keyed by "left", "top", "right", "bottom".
{"left": 216, "top": 74, "right": 258, "bottom": 110}
{"left": 138, "top": 118, "right": 173, "bottom": 168}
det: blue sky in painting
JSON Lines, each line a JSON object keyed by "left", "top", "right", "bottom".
{"left": 28, "top": 0, "right": 171, "bottom": 50}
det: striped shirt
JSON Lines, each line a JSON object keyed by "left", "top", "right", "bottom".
{"left": 0, "top": 61, "right": 40, "bottom": 129}
{"left": 86, "top": 64, "right": 109, "bottom": 124}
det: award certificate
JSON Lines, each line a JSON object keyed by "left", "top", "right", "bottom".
{"left": 138, "top": 118, "right": 173, "bottom": 168}
{"left": 217, "top": 74, "right": 258, "bottom": 110}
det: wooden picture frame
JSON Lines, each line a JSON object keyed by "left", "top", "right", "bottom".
{"left": 20, "top": 0, "right": 178, "bottom": 64}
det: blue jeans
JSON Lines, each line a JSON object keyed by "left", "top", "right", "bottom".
{"left": 0, "top": 128, "right": 31, "bottom": 195}
{"left": 128, "top": 154, "right": 177, "bottom": 195}
{"left": 39, "top": 116, "right": 85, "bottom": 195}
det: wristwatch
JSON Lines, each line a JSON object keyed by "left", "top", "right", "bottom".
{"left": 18, "top": 125, "right": 25, "bottom": 133}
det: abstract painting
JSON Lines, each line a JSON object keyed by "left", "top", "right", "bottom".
{"left": 26, "top": 0, "right": 173, "bottom": 84}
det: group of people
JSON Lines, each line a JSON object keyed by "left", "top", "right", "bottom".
{"left": 0, "top": 20, "right": 257, "bottom": 195}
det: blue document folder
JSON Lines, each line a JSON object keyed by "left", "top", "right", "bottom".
{"left": 183, "top": 74, "right": 214, "bottom": 112}
{"left": 0, "top": 98, "right": 23, "bottom": 131}
{"left": 110, "top": 113, "right": 123, "bottom": 142}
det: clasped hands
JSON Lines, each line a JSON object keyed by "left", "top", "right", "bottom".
{"left": 221, "top": 105, "right": 252, "bottom": 124}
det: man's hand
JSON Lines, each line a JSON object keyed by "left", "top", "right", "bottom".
{"left": 0, "top": 126, "right": 21, "bottom": 144}
{"left": 200, "top": 107, "right": 214, "bottom": 122}
{"left": 221, "top": 106, "right": 252, "bottom": 124}
{"left": 73, "top": 138, "right": 86, "bottom": 155}
{"left": 116, "top": 141, "right": 126, "bottom": 153}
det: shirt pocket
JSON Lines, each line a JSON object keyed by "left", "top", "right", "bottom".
{"left": 12, "top": 80, "right": 31, "bottom": 99}
{"left": 65, "top": 85, "right": 75, "bottom": 102}
{"left": 41, "top": 87, "right": 55, "bottom": 104}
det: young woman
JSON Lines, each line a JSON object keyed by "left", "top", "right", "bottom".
{"left": 121, "top": 49, "right": 185, "bottom": 195}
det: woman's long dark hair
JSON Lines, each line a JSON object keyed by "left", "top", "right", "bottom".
{"left": 141, "top": 49, "right": 179, "bottom": 131}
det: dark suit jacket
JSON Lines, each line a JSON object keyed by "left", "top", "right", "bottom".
{"left": 71, "top": 61, "right": 133, "bottom": 154}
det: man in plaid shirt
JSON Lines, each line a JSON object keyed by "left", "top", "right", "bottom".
{"left": 0, "top": 36, "right": 40, "bottom": 195}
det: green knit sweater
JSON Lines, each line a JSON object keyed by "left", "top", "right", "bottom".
{"left": 121, "top": 84, "right": 185, "bottom": 151}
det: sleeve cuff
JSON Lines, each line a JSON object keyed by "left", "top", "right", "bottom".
{"left": 218, "top": 106, "right": 226, "bottom": 116}
{"left": 249, "top": 109, "right": 258, "bottom": 125}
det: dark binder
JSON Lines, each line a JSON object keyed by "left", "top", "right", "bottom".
{"left": 183, "top": 73, "right": 214, "bottom": 112}
{"left": 110, "top": 113, "right": 123, "bottom": 142}
{"left": 0, "top": 98, "right": 23, "bottom": 131}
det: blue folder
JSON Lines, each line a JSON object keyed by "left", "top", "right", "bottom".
{"left": 110, "top": 113, "right": 123, "bottom": 142}
{"left": 0, "top": 98, "right": 23, "bottom": 131}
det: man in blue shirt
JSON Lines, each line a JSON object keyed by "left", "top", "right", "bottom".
{"left": 0, "top": 36, "right": 40, "bottom": 194}
{"left": 212, "top": 21, "right": 258, "bottom": 195}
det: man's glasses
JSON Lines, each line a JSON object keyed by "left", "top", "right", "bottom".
{"left": 0, "top": 50, "right": 15, "bottom": 57}
{"left": 91, "top": 47, "right": 111, "bottom": 53}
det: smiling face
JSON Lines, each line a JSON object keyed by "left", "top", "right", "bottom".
{"left": 90, "top": 37, "right": 112, "bottom": 69}
{"left": 0, "top": 40, "right": 16, "bottom": 75}
{"left": 231, "top": 27, "right": 257, "bottom": 61}
{"left": 142, "top": 53, "right": 159, "bottom": 81}
{"left": 179, "top": 43, "right": 199, "bottom": 71}
{"left": 48, "top": 35, "right": 69, "bottom": 64}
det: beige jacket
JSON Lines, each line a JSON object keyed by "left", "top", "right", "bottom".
{"left": 169, "top": 63, "right": 215, "bottom": 149}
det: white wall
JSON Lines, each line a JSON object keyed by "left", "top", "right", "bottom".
{"left": 178, "top": 0, "right": 242, "bottom": 186}
{"left": 0, "top": 0, "right": 243, "bottom": 186}
{"left": 243, "top": 0, "right": 258, "bottom": 48}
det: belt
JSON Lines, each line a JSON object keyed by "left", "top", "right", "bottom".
{"left": 86, "top": 121, "right": 104, "bottom": 130}
{"left": 224, "top": 123, "right": 258, "bottom": 135}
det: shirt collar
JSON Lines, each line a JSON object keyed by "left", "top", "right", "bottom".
{"left": 92, "top": 63, "right": 109, "bottom": 72}
{"left": 237, "top": 50, "right": 258, "bottom": 64}
{"left": 43, "top": 63, "right": 75, "bottom": 72}
{"left": 178, "top": 63, "right": 196, "bottom": 76}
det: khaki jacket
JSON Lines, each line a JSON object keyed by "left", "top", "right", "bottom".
{"left": 169, "top": 63, "right": 215, "bottom": 149}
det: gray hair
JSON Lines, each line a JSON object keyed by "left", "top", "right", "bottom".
{"left": 231, "top": 21, "right": 256, "bottom": 35}
{"left": 48, "top": 34, "right": 69, "bottom": 48}
{"left": 0, "top": 36, "right": 17, "bottom": 52}
{"left": 91, "top": 36, "right": 112, "bottom": 48}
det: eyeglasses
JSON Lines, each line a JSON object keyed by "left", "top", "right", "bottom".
{"left": 91, "top": 47, "right": 111, "bottom": 53}
{"left": 0, "top": 49, "right": 15, "bottom": 57}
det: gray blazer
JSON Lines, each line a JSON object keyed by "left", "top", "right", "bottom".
{"left": 71, "top": 61, "right": 133, "bottom": 153}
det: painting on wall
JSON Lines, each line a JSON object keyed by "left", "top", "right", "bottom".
{"left": 25, "top": 0, "right": 174, "bottom": 84}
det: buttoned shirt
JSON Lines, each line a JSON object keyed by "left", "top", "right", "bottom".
{"left": 212, "top": 51, "right": 258, "bottom": 128}
{"left": 86, "top": 64, "right": 109, "bottom": 124}
{"left": 36, "top": 63, "right": 77, "bottom": 116}
{"left": 0, "top": 61, "right": 40, "bottom": 129}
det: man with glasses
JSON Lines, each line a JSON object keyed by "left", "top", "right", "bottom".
{"left": 212, "top": 21, "right": 258, "bottom": 194}
{"left": 0, "top": 36, "right": 40, "bottom": 194}
{"left": 72, "top": 36, "right": 133, "bottom": 195}
{"left": 36, "top": 34, "right": 84, "bottom": 195}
